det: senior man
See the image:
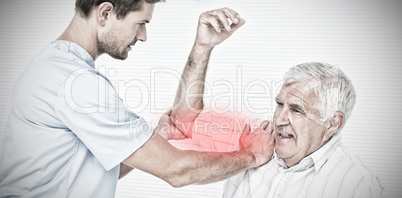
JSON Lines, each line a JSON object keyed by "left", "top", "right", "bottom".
{"left": 168, "top": 62, "right": 385, "bottom": 197}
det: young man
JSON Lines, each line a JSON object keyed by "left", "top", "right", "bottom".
{"left": 0, "top": 1, "right": 275, "bottom": 197}
{"left": 170, "top": 62, "right": 385, "bottom": 197}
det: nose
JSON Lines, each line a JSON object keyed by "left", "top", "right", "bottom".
{"left": 136, "top": 26, "right": 147, "bottom": 42}
{"left": 274, "top": 106, "right": 290, "bottom": 127}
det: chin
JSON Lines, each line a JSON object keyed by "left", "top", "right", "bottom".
{"left": 275, "top": 146, "right": 291, "bottom": 158}
{"left": 109, "top": 52, "right": 128, "bottom": 60}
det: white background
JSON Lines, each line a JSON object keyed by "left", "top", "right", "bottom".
{"left": 0, "top": 0, "right": 401, "bottom": 197}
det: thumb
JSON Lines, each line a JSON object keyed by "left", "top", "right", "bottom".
{"left": 229, "top": 18, "right": 246, "bottom": 32}
{"left": 259, "top": 120, "right": 270, "bottom": 131}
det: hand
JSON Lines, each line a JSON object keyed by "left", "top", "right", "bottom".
{"left": 239, "top": 120, "right": 275, "bottom": 167}
{"left": 195, "top": 7, "right": 246, "bottom": 49}
{"left": 156, "top": 110, "right": 189, "bottom": 140}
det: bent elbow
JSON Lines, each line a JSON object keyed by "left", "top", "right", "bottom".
{"left": 164, "top": 173, "right": 192, "bottom": 188}
{"left": 171, "top": 105, "right": 203, "bottom": 123}
{"left": 168, "top": 180, "right": 187, "bottom": 188}
{"left": 163, "top": 163, "right": 197, "bottom": 188}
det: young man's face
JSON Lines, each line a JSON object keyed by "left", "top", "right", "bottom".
{"left": 273, "top": 81, "right": 331, "bottom": 167}
{"left": 98, "top": 2, "right": 155, "bottom": 60}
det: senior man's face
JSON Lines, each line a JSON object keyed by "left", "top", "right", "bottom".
{"left": 273, "top": 81, "right": 331, "bottom": 167}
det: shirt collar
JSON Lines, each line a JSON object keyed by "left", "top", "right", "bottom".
{"left": 310, "top": 132, "right": 341, "bottom": 172}
{"left": 273, "top": 133, "right": 342, "bottom": 173}
{"left": 51, "top": 40, "right": 95, "bottom": 68}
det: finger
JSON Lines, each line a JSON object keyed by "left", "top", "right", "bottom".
{"left": 240, "top": 124, "right": 251, "bottom": 139}
{"left": 200, "top": 12, "right": 223, "bottom": 33}
{"left": 164, "top": 109, "right": 172, "bottom": 116}
{"left": 264, "top": 122, "right": 274, "bottom": 134}
{"left": 220, "top": 8, "right": 245, "bottom": 33}
{"left": 267, "top": 122, "right": 274, "bottom": 134}
{"left": 229, "top": 18, "right": 246, "bottom": 32}
{"left": 260, "top": 120, "right": 270, "bottom": 131}
{"left": 221, "top": 7, "right": 240, "bottom": 24}
{"left": 215, "top": 12, "right": 231, "bottom": 32}
{"left": 207, "top": 15, "right": 222, "bottom": 33}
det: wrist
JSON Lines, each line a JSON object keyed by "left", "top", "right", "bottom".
{"left": 238, "top": 149, "right": 258, "bottom": 168}
{"left": 192, "top": 42, "right": 214, "bottom": 53}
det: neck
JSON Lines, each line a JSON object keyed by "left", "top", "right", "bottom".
{"left": 57, "top": 13, "right": 99, "bottom": 60}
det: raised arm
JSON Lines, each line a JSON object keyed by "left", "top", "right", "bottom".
{"left": 166, "top": 8, "right": 246, "bottom": 139}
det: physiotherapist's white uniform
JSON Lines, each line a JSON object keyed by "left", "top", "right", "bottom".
{"left": 0, "top": 41, "right": 153, "bottom": 197}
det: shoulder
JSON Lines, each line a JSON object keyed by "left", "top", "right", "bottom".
{"left": 226, "top": 158, "right": 276, "bottom": 185}
{"left": 325, "top": 143, "right": 384, "bottom": 191}
{"left": 338, "top": 145, "right": 385, "bottom": 192}
{"left": 20, "top": 42, "right": 96, "bottom": 88}
{"left": 334, "top": 144, "right": 375, "bottom": 176}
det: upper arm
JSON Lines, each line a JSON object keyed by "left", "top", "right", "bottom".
{"left": 55, "top": 70, "right": 153, "bottom": 171}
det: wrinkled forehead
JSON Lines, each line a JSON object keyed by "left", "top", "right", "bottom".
{"left": 277, "top": 81, "right": 318, "bottom": 107}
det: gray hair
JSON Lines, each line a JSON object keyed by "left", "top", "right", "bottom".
{"left": 283, "top": 62, "right": 356, "bottom": 122}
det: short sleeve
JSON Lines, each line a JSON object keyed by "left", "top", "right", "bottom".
{"left": 55, "top": 68, "right": 153, "bottom": 171}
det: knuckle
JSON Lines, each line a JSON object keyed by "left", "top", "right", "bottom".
{"left": 199, "top": 12, "right": 207, "bottom": 18}
{"left": 209, "top": 10, "right": 218, "bottom": 15}
{"left": 224, "top": 7, "right": 236, "bottom": 14}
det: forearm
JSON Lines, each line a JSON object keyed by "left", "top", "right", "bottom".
{"left": 124, "top": 134, "right": 266, "bottom": 188}
{"left": 170, "top": 149, "right": 255, "bottom": 186}
{"left": 171, "top": 44, "right": 213, "bottom": 135}
{"left": 170, "top": 8, "right": 245, "bottom": 138}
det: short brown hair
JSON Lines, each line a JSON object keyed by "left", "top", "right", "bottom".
{"left": 75, "top": 0, "right": 164, "bottom": 19}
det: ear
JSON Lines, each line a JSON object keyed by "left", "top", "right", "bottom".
{"left": 96, "top": 2, "right": 114, "bottom": 26}
{"left": 324, "top": 111, "right": 345, "bottom": 139}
